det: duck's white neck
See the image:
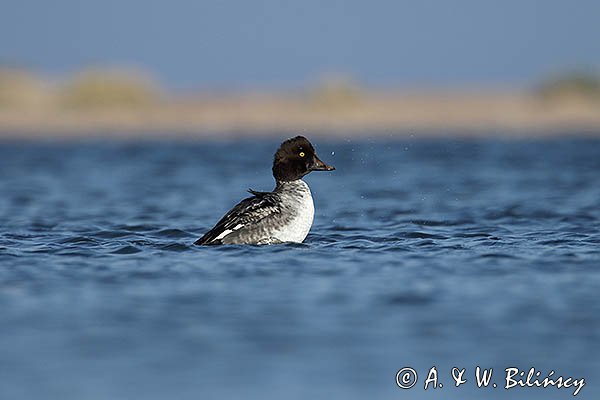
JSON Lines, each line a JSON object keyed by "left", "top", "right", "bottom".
{"left": 275, "top": 178, "right": 309, "bottom": 191}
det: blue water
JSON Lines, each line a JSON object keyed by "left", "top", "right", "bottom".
{"left": 1, "top": 136, "right": 599, "bottom": 399}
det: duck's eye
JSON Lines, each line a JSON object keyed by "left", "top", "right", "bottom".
{"left": 299, "top": 152, "right": 305, "bottom": 157}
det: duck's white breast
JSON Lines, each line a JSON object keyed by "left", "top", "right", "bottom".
{"left": 274, "top": 180, "right": 314, "bottom": 243}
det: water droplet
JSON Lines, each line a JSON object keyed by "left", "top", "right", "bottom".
{"left": 331, "top": 151, "right": 335, "bottom": 156}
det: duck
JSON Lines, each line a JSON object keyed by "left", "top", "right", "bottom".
{"left": 194, "top": 136, "right": 335, "bottom": 245}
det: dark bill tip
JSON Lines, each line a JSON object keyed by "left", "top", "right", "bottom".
{"left": 311, "top": 156, "right": 335, "bottom": 171}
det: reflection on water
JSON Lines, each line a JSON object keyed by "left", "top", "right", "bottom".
{"left": 0, "top": 136, "right": 599, "bottom": 399}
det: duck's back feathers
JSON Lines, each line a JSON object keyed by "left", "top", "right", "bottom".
{"left": 194, "top": 190, "right": 282, "bottom": 245}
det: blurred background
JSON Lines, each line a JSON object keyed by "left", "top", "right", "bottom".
{"left": 1, "top": 0, "right": 599, "bottom": 137}
{"left": 1, "top": 2, "right": 600, "bottom": 400}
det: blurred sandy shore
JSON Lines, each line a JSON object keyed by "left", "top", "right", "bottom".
{"left": 1, "top": 91, "right": 599, "bottom": 139}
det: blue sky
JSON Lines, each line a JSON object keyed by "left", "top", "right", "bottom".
{"left": 1, "top": 0, "right": 599, "bottom": 89}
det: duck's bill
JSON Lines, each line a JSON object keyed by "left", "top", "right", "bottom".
{"left": 310, "top": 156, "right": 335, "bottom": 171}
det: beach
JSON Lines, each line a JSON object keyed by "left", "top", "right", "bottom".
{"left": 1, "top": 90, "right": 599, "bottom": 139}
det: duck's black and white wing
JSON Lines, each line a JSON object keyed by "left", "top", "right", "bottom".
{"left": 194, "top": 190, "right": 281, "bottom": 245}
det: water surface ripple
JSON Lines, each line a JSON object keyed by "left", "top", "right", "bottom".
{"left": 1, "top": 137, "right": 599, "bottom": 399}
